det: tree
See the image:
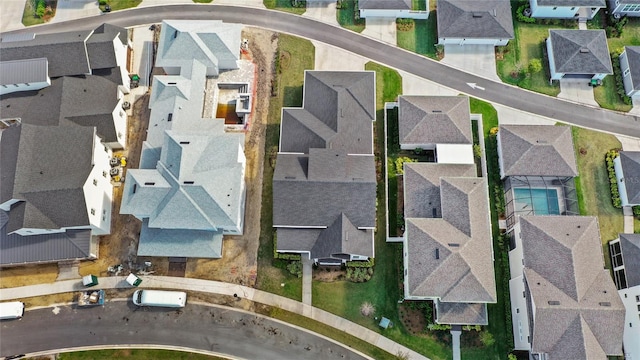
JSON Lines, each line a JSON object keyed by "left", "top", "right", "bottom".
{"left": 528, "top": 59, "right": 542, "bottom": 74}
{"left": 480, "top": 331, "right": 496, "bottom": 346}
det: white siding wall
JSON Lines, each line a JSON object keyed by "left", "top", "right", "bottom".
{"left": 106, "top": 96, "right": 128, "bottom": 150}
{"left": 510, "top": 276, "right": 532, "bottom": 350}
{"left": 497, "top": 128, "right": 506, "bottom": 179}
{"left": 611, "top": 2, "right": 640, "bottom": 17}
{"left": 83, "top": 135, "right": 113, "bottom": 235}
{"left": 112, "top": 36, "right": 130, "bottom": 94}
{"left": 400, "top": 142, "right": 436, "bottom": 150}
{"left": 360, "top": 9, "right": 429, "bottom": 19}
{"left": 615, "top": 156, "right": 633, "bottom": 206}
{"left": 438, "top": 38, "right": 509, "bottom": 46}
{"left": 619, "top": 286, "right": 640, "bottom": 360}
{"left": 547, "top": 38, "right": 564, "bottom": 81}
{"left": 220, "top": 143, "right": 246, "bottom": 235}
{"left": 531, "top": 4, "right": 580, "bottom": 18}
{"left": 620, "top": 50, "right": 638, "bottom": 97}
{"left": 0, "top": 80, "right": 50, "bottom": 96}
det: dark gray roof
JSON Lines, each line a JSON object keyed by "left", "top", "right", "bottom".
{"left": 359, "top": 0, "right": 411, "bottom": 10}
{"left": 7, "top": 123, "right": 93, "bottom": 230}
{"left": 537, "top": 0, "right": 605, "bottom": 6}
{"left": 86, "top": 24, "right": 128, "bottom": 70}
{"left": 619, "top": 233, "right": 640, "bottom": 287}
{"left": 1, "top": 210, "right": 92, "bottom": 266}
{"left": 549, "top": 30, "right": 613, "bottom": 75}
{"left": 0, "top": 125, "right": 21, "bottom": 204}
{"left": 437, "top": 0, "right": 514, "bottom": 40}
{"left": 519, "top": 216, "right": 625, "bottom": 358}
{"left": 0, "top": 58, "right": 48, "bottom": 86}
{"left": 499, "top": 125, "right": 578, "bottom": 177}
{"left": 137, "top": 219, "right": 224, "bottom": 258}
{"left": 619, "top": 151, "right": 640, "bottom": 205}
{"left": 0, "top": 30, "right": 92, "bottom": 77}
{"left": 405, "top": 173, "right": 496, "bottom": 303}
{"left": 0, "top": 75, "right": 120, "bottom": 143}
{"left": 623, "top": 46, "right": 640, "bottom": 92}
{"left": 398, "top": 96, "right": 472, "bottom": 146}
{"left": 280, "top": 71, "right": 375, "bottom": 155}
{"left": 435, "top": 301, "right": 488, "bottom": 325}
{"left": 617, "top": 0, "right": 640, "bottom": 3}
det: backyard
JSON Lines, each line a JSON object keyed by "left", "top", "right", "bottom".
{"left": 572, "top": 126, "right": 624, "bottom": 269}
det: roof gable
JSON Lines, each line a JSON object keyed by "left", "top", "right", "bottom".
{"left": 399, "top": 96, "right": 472, "bottom": 145}
{"left": 619, "top": 151, "right": 640, "bottom": 204}
{"left": 536, "top": 0, "right": 605, "bottom": 6}
{"left": 437, "top": 0, "right": 514, "bottom": 40}
{"left": 549, "top": 30, "right": 613, "bottom": 74}
{"left": 623, "top": 46, "right": 640, "bottom": 91}
{"left": 619, "top": 233, "right": 640, "bottom": 287}
{"left": 359, "top": 0, "right": 411, "bottom": 10}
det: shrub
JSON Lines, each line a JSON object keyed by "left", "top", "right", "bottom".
{"left": 528, "top": 59, "right": 542, "bottom": 74}
{"left": 480, "top": 331, "right": 496, "bottom": 347}
{"left": 473, "top": 144, "right": 483, "bottom": 159}
{"left": 346, "top": 267, "right": 373, "bottom": 282}
{"left": 489, "top": 127, "right": 499, "bottom": 136}
{"left": 346, "top": 258, "right": 375, "bottom": 268}
{"left": 508, "top": 354, "right": 517, "bottom": 360}
{"left": 360, "top": 302, "right": 375, "bottom": 317}
{"left": 633, "top": 205, "right": 640, "bottom": 218}
{"left": 611, "top": 52, "right": 633, "bottom": 105}
{"left": 35, "top": 0, "right": 46, "bottom": 17}
{"left": 605, "top": 149, "right": 622, "bottom": 208}
{"left": 396, "top": 18, "right": 414, "bottom": 31}
{"left": 286, "top": 261, "right": 303, "bottom": 278}
{"left": 99, "top": 0, "right": 108, "bottom": 5}
{"left": 395, "top": 157, "right": 417, "bottom": 175}
{"left": 516, "top": 4, "right": 536, "bottom": 23}
{"left": 427, "top": 323, "right": 451, "bottom": 331}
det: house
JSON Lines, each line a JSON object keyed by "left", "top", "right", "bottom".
{"left": 529, "top": 0, "right": 606, "bottom": 19}
{"left": 0, "top": 23, "right": 131, "bottom": 95}
{"left": 508, "top": 216, "right": 625, "bottom": 359}
{"left": 402, "top": 162, "right": 496, "bottom": 325}
{"left": 273, "top": 71, "right": 376, "bottom": 264}
{"left": 358, "top": 0, "right": 429, "bottom": 19}
{"left": 120, "top": 20, "right": 246, "bottom": 259}
{"left": 497, "top": 125, "right": 580, "bottom": 228}
{"left": 0, "top": 123, "right": 112, "bottom": 266}
{"left": 437, "top": 0, "right": 514, "bottom": 46}
{"left": 546, "top": 29, "right": 613, "bottom": 82}
{"left": 398, "top": 95, "right": 474, "bottom": 164}
{"left": 619, "top": 46, "right": 640, "bottom": 99}
{"left": 608, "top": 0, "right": 640, "bottom": 17}
{"left": 614, "top": 151, "right": 640, "bottom": 206}
{"left": 609, "top": 234, "right": 640, "bottom": 360}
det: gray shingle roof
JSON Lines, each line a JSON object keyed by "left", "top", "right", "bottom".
{"left": 549, "top": 30, "right": 613, "bottom": 75}
{"left": 437, "top": 0, "right": 514, "bottom": 40}
{"left": 86, "top": 23, "right": 128, "bottom": 70}
{"left": 619, "top": 151, "right": 640, "bottom": 205}
{"left": 623, "top": 46, "right": 640, "bottom": 92}
{"left": 1, "top": 210, "right": 92, "bottom": 266}
{"left": 359, "top": 0, "right": 411, "bottom": 10}
{"left": 280, "top": 71, "right": 375, "bottom": 155}
{"left": 435, "top": 301, "right": 489, "bottom": 325}
{"left": 137, "top": 219, "right": 224, "bottom": 258}
{"left": 499, "top": 125, "right": 578, "bottom": 177}
{"left": 537, "top": 0, "right": 605, "bottom": 6}
{"left": 4, "top": 123, "right": 93, "bottom": 230}
{"left": 0, "top": 58, "right": 48, "bottom": 86}
{"left": 405, "top": 168, "right": 496, "bottom": 304}
{"left": 399, "top": 96, "right": 472, "bottom": 146}
{"left": 0, "top": 125, "right": 21, "bottom": 204}
{"left": 618, "top": 233, "right": 640, "bottom": 287}
{"left": 518, "top": 216, "right": 625, "bottom": 358}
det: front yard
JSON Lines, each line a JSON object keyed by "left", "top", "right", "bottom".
{"left": 336, "top": 0, "right": 365, "bottom": 32}
{"left": 396, "top": 1, "right": 439, "bottom": 60}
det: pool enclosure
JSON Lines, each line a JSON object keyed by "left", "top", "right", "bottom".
{"left": 503, "top": 176, "right": 579, "bottom": 229}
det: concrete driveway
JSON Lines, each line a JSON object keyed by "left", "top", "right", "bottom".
{"left": 304, "top": 1, "right": 339, "bottom": 26}
{"left": 558, "top": 78, "right": 598, "bottom": 106}
{"left": 362, "top": 17, "right": 396, "bottom": 45}
{"left": 312, "top": 40, "right": 367, "bottom": 70}
{"left": 50, "top": 0, "right": 101, "bottom": 23}
{"left": 441, "top": 44, "right": 500, "bottom": 81}
{"left": 0, "top": 0, "right": 27, "bottom": 32}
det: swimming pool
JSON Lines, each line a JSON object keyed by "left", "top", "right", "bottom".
{"left": 513, "top": 188, "right": 560, "bottom": 215}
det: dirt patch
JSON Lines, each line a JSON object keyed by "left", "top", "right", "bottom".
{"left": 313, "top": 266, "right": 345, "bottom": 282}
{"left": 0, "top": 264, "right": 58, "bottom": 289}
{"left": 398, "top": 303, "right": 427, "bottom": 335}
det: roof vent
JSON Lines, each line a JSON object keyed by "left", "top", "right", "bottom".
{"left": 144, "top": 182, "right": 155, "bottom": 186}
{"left": 168, "top": 82, "right": 177, "bottom": 85}
{"left": 472, "top": 12, "right": 483, "bottom": 18}
{"left": 435, "top": 248, "right": 440, "bottom": 259}
{"left": 598, "top": 302, "right": 611, "bottom": 307}
{"left": 432, "top": 110, "right": 442, "bottom": 113}
{"left": 548, "top": 301, "right": 561, "bottom": 305}
{"left": 183, "top": 181, "right": 194, "bottom": 185}
{"left": 580, "top": 48, "right": 589, "bottom": 53}
{"left": 179, "top": 141, "right": 190, "bottom": 145}
{"left": 285, "top": 176, "right": 296, "bottom": 180}
{"left": 448, "top": 243, "right": 460, "bottom": 247}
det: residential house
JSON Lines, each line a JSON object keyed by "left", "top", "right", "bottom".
{"left": 273, "top": 71, "right": 376, "bottom": 264}
{"left": 437, "top": 0, "right": 514, "bottom": 46}
{"left": 508, "top": 216, "right": 625, "bottom": 359}
{"left": 402, "top": 163, "right": 496, "bottom": 325}
{"left": 497, "top": 125, "right": 579, "bottom": 228}
{"left": 546, "top": 29, "right": 613, "bottom": 82}
{"left": 608, "top": 0, "right": 640, "bottom": 17}
{"left": 609, "top": 234, "right": 640, "bottom": 360}
{"left": 614, "top": 151, "right": 640, "bottom": 206}
{"left": 529, "top": 0, "right": 606, "bottom": 19}
{"left": 398, "top": 95, "right": 474, "bottom": 164}
{"left": 0, "top": 23, "right": 131, "bottom": 95}
{"left": 0, "top": 123, "right": 112, "bottom": 266}
{"left": 620, "top": 46, "right": 640, "bottom": 99}
{"left": 358, "top": 0, "right": 429, "bottom": 19}
{"left": 120, "top": 20, "right": 246, "bottom": 259}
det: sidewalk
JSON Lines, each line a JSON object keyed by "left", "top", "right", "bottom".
{"left": 0, "top": 276, "right": 430, "bottom": 360}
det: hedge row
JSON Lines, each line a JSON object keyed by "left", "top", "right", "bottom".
{"left": 273, "top": 232, "right": 302, "bottom": 261}
{"left": 346, "top": 258, "right": 375, "bottom": 268}
{"left": 611, "top": 52, "right": 633, "bottom": 106}
{"left": 605, "top": 149, "right": 622, "bottom": 209}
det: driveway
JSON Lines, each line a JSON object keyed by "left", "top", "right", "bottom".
{"left": 0, "top": 0, "right": 27, "bottom": 32}
{"left": 304, "top": 2, "right": 339, "bottom": 26}
{"left": 362, "top": 17, "right": 396, "bottom": 45}
{"left": 441, "top": 44, "right": 501, "bottom": 82}
{"left": 50, "top": 0, "right": 101, "bottom": 24}
{"left": 558, "top": 78, "right": 598, "bottom": 106}
{"left": 312, "top": 40, "right": 367, "bottom": 70}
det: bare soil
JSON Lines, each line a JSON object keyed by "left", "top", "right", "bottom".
{"left": 398, "top": 303, "right": 427, "bottom": 335}
{"left": 313, "top": 266, "right": 345, "bottom": 282}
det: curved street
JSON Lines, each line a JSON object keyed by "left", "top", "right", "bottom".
{"left": 3, "top": 4, "right": 640, "bottom": 137}
{"left": 0, "top": 301, "right": 369, "bottom": 360}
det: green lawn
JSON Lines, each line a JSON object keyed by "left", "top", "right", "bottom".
{"left": 336, "top": 0, "right": 366, "bottom": 32}
{"left": 22, "top": 0, "right": 51, "bottom": 26}
{"left": 100, "top": 0, "right": 142, "bottom": 11}
{"left": 255, "top": 35, "right": 315, "bottom": 300}
{"left": 263, "top": 0, "right": 306, "bottom": 15}
{"left": 572, "top": 127, "right": 624, "bottom": 269}
{"left": 636, "top": 217, "right": 640, "bottom": 233}
{"left": 496, "top": 18, "right": 571, "bottom": 96}
{"left": 58, "top": 349, "right": 224, "bottom": 360}
{"left": 396, "top": 13, "right": 439, "bottom": 60}
{"left": 594, "top": 75, "right": 633, "bottom": 112}
{"left": 606, "top": 17, "right": 640, "bottom": 52}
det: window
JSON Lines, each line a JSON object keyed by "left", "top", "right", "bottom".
{"left": 636, "top": 295, "right": 640, "bottom": 302}
{"left": 25, "top": 83, "right": 30, "bottom": 86}
{"left": 132, "top": 184, "right": 137, "bottom": 194}
{"left": 637, "top": 304, "right": 640, "bottom": 311}
{"left": 173, "top": 30, "right": 178, "bottom": 39}
{"left": 93, "top": 179, "right": 98, "bottom": 186}
{"left": 91, "top": 208, "right": 96, "bottom": 216}
{"left": 168, "top": 113, "right": 173, "bottom": 122}
{"left": 103, "top": 171, "right": 107, "bottom": 178}
{"left": 516, "top": 308, "right": 520, "bottom": 313}
{"left": 553, "top": 7, "right": 557, "bottom": 10}
{"left": 624, "top": 68, "right": 630, "bottom": 77}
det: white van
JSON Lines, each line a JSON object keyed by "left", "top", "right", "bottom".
{"left": 0, "top": 301, "right": 25, "bottom": 320}
{"left": 132, "top": 290, "right": 186, "bottom": 308}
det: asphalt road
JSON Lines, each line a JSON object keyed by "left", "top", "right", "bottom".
{"left": 3, "top": 4, "right": 639, "bottom": 137}
{"left": 0, "top": 301, "right": 369, "bottom": 360}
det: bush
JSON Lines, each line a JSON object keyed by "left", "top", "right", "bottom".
{"left": 427, "top": 323, "right": 451, "bottom": 331}
{"left": 605, "top": 149, "right": 622, "bottom": 208}
{"left": 346, "top": 267, "right": 373, "bottom": 282}
{"left": 395, "top": 156, "right": 417, "bottom": 175}
{"left": 480, "top": 331, "right": 496, "bottom": 347}
{"left": 489, "top": 127, "right": 499, "bottom": 136}
{"left": 611, "top": 52, "right": 633, "bottom": 105}
{"left": 633, "top": 205, "right": 640, "bottom": 218}
{"left": 286, "top": 261, "right": 303, "bottom": 278}
{"left": 528, "top": 59, "right": 542, "bottom": 74}
{"left": 473, "top": 144, "right": 483, "bottom": 159}
{"left": 516, "top": 4, "right": 536, "bottom": 23}
{"left": 35, "top": 0, "right": 46, "bottom": 17}
{"left": 396, "top": 18, "right": 414, "bottom": 31}
{"left": 99, "top": 0, "right": 108, "bottom": 5}
{"left": 346, "top": 258, "right": 375, "bottom": 267}
{"left": 360, "top": 302, "right": 375, "bottom": 317}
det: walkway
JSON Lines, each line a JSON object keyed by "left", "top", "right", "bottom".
{"left": 623, "top": 206, "right": 635, "bottom": 233}
{"left": 450, "top": 326, "right": 461, "bottom": 360}
{"left": 302, "top": 258, "right": 313, "bottom": 309}
{"left": 0, "top": 276, "right": 430, "bottom": 360}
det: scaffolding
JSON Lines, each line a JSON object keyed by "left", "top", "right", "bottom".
{"left": 504, "top": 176, "right": 579, "bottom": 229}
